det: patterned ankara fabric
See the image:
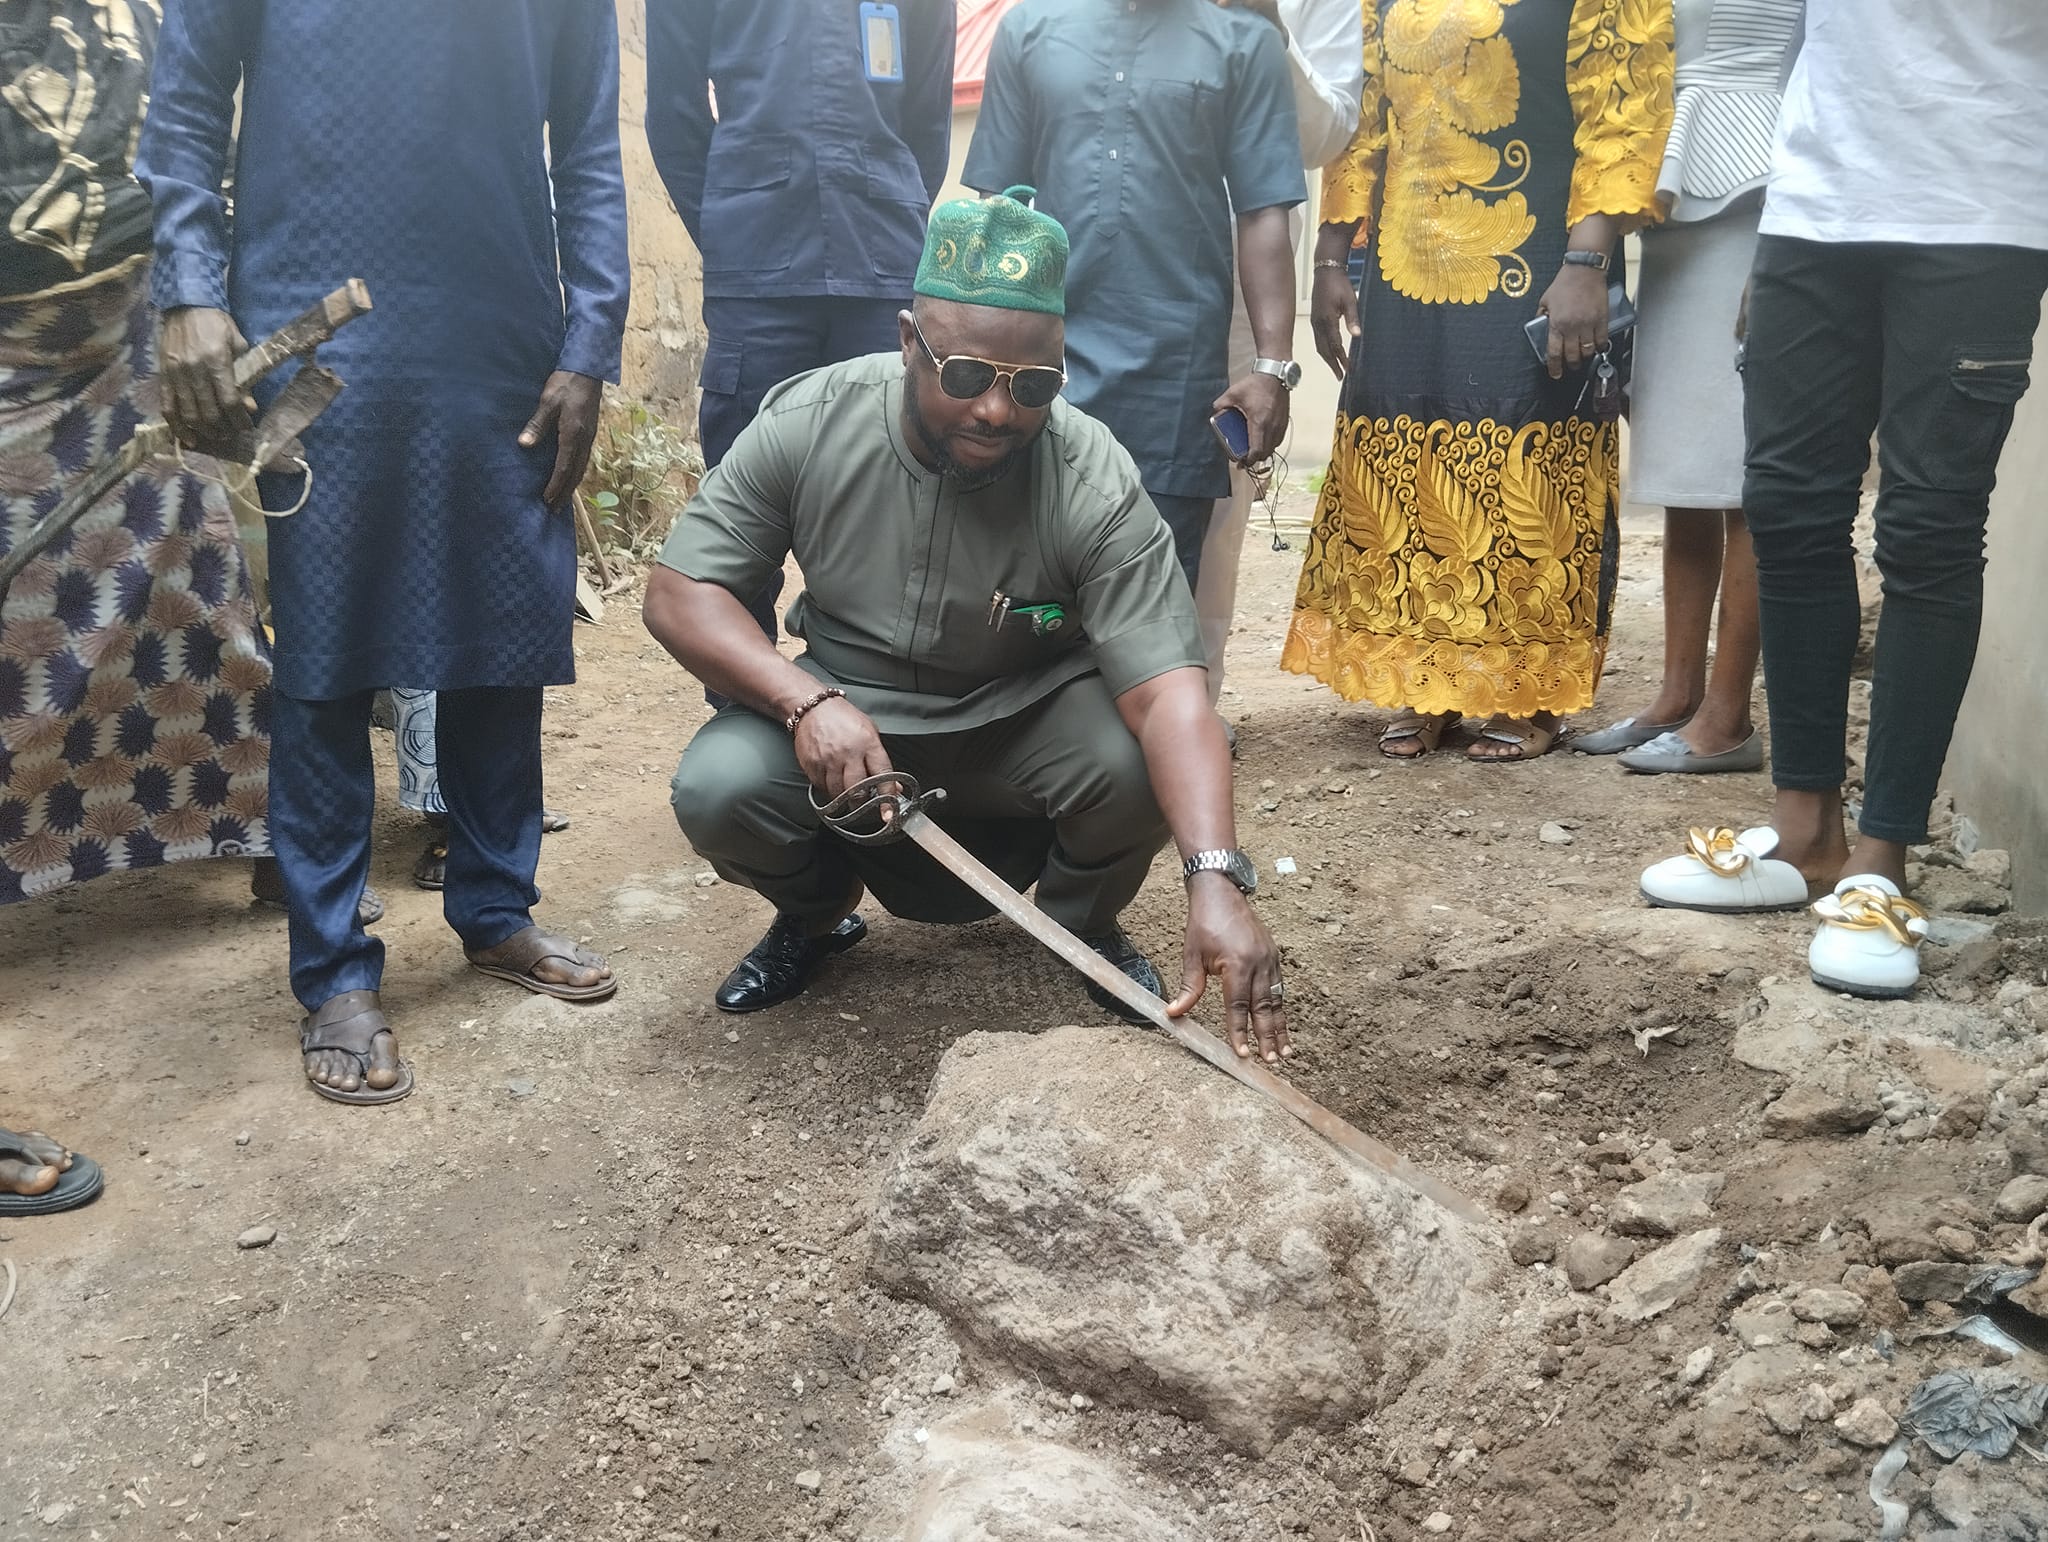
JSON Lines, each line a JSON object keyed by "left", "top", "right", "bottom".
{"left": 0, "top": 265, "right": 271, "bottom": 903}
{"left": 136, "top": 0, "right": 631, "bottom": 700}
{"left": 388, "top": 687, "right": 445, "bottom": 816}
{"left": 0, "top": 0, "right": 159, "bottom": 302}
{"left": 1283, "top": 0, "right": 1673, "bottom": 718}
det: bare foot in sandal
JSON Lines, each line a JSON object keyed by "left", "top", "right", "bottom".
{"left": 1379, "top": 710, "right": 1458, "bottom": 759}
{"left": 1468, "top": 712, "right": 1560, "bottom": 762}
{"left": 467, "top": 924, "right": 616, "bottom": 1002}
{"left": 0, "top": 1127, "right": 71, "bottom": 1197}
{"left": 301, "top": 989, "right": 409, "bottom": 1103}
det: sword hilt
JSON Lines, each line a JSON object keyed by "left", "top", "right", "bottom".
{"left": 809, "top": 772, "right": 946, "bottom": 846}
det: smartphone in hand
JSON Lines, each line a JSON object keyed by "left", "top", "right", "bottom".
{"left": 1211, "top": 406, "right": 1252, "bottom": 463}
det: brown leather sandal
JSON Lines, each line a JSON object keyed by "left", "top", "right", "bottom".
{"left": 1379, "top": 710, "right": 1457, "bottom": 759}
{"left": 299, "top": 989, "right": 414, "bottom": 1106}
{"left": 1467, "top": 713, "right": 1559, "bottom": 762}
{"left": 465, "top": 925, "right": 617, "bottom": 1002}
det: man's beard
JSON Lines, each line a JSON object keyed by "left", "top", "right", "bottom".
{"left": 903, "top": 380, "right": 1034, "bottom": 492}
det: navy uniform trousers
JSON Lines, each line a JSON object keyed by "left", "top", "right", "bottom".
{"left": 272, "top": 686, "right": 545, "bottom": 1008}
{"left": 700, "top": 295, "right": 905, "bottom": 639}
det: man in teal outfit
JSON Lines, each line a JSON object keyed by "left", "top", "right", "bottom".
{"left": 644, "top": 192, "right": 1291, "bottom": 1064}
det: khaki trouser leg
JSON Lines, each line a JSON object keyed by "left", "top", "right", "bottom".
{"left": 1197, "top": 471, "right": 1255, "bottom": 702}
{"left": 1202, "top": 205, "right": 1305, "bottom": 705}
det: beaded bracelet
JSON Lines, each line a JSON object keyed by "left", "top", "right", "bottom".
{"left": 784, "top": 687, "right": 846, "bottom": 734}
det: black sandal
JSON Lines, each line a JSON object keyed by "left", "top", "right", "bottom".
{"left": 412, "top": 837, "right": 447, "bottom": 891}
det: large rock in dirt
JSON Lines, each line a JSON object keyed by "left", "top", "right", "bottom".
{"left": 1603, "top": 1229, "right": 1723, "bottom": 1322}
{"left": 869, "top": 1027, "right": 1490, "bottom": 1455}
{"left": 1610, "top": 1171, "right": 1725, "bottom": 1237}
{"left": 1762, "top": 1070, "right": 1883, "bottom": 1138}
{"left": 1994, "top": 1174, "right": 2048, "bottom": 1224}
{"left": 1562, "top": 1233, "right": 1634, "bottom": 1292}
{"left": 1731, "top": 983, "right": 1833, "bottom": 1075}
{"left": 905, "top": 1421, "right": 1192, "bottom": 1542}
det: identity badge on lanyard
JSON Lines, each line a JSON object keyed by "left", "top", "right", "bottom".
{"left": 860, "top": 1, "right": 904, "bottom": 82}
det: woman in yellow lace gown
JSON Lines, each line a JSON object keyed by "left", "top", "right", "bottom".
{"left": 1284, "top": 0, "right": 1674, "bottom": 760}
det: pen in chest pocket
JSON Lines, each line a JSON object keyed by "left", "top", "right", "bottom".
{"left": 987, "top": 589, "right": 1066, "bottom": 636}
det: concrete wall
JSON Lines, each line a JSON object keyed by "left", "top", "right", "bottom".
{"left": 1948, "top": 309, "right": 2048, "bottom": 914}
{"left": 614, "top": 0, "right": 704, "bottom": 420}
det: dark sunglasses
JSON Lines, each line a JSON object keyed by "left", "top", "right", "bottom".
{"left": 912, "top": 317, "right": 1066, "bottom": 410}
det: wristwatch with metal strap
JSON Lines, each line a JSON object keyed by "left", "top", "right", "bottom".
{"left": 1183, "top": 848, "right": 1258, "bottom": 895}
{"left": 1251, "top": 357, "right": 1302, "bottom": 391}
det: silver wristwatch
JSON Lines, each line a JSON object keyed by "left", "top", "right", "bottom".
{"left": 1183, "top": 848, "right": 1258, "bottom": 895}
{"left": 1251, "top": 357, "right": 1302, "bottom": 391}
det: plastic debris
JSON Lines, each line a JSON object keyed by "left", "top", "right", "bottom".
{"left": 1902, "top": 1367, "right": 2048, "bottom": 1460}
{"left": 1633, "top": 1020, "right": 1681, "bottom": 1057}
{"left": 1946, "top": 1314, "right": 2028, "bottom": 1360}
{"left": 1274, "top": 857, "right": 1298, "bottom": 876}
{"left": 1867, "top": 1439, "right": 1910, "bottom": 1541}
{"left": 1966, "top": 1263, "right": 2041, "bottom": 1304}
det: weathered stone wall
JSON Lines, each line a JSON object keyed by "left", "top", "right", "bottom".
{"left": 614, "top": 0, "right": 703, "bottom": 422}
{"left": 1949, "top": 307, "right": 2048, "bottom": 914}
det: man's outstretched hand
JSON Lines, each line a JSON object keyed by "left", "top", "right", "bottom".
{"left": 1168, "top": 874, "right": 1291, "bottom": 1064}
{"left": 520, "top": 369, "right": 603, "bottom": 508}
{"left": 160, "top": 306, "right": 253, "bottom": 453}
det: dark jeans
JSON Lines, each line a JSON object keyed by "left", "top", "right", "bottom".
{"left": 1742, "top": 237, "right": 2048, "bottom": 844}
{"left": 699, "top": 294, "right": 906, "bottom": 641}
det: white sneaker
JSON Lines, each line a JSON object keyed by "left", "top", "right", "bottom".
{"left": 1639, "top": 826, "right": 1812, "bottom": 913}
{"left": 1808, "top": 876, "right": 1930, "bottom": 999}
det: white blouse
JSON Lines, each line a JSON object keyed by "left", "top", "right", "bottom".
{"left": 1656, "top": 0, "right": 1802, "bottom": 223}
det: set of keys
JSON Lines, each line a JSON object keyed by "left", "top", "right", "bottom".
{"left": 988, "top": 589, "right": 1067, "bottom": 636}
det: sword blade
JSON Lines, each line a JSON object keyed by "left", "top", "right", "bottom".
{"left": 897, "top": 809, "right": 1486, "bottom": 1225}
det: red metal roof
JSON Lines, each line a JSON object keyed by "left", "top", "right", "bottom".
{"left": 955, "top": 0, "right": 1027, "bottom": 108}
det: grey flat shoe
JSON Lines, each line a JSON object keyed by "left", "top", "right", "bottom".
{"left": 1571, "top": 714, "right": 1689, "bottom": 755}
{"left": 1618, "top": 728, "right": 1765, "bottom": 775}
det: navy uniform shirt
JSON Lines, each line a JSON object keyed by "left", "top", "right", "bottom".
{"left": 647, "top": 0, "right": 956, "bottom": 301}
{"left": 963, "top": 0, "right": 1305, "bottom": 501}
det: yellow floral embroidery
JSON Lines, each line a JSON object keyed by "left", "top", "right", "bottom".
{"left": 1374, "top": 0, "right": 1534, "bottom": 305}
{"left": 1322, "top": 0, "right": 1674, "bottom": 260}
{"left": 1565, "top": 0, "right": 1676, "bottom": 226}
{"left": 1282, "top": 413, "right": 1618, "bottom": 716}
{"left": 1319, "top": 0, "right": 1389, "bottom": 230}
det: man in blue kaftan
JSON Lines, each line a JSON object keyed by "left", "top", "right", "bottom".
{"left": 137, "top": 0, "right": 630, "bottom": 1104}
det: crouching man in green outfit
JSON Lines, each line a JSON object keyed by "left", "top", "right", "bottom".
{"left": 643, "top": 189, "right": 1290, "bottom": 1063}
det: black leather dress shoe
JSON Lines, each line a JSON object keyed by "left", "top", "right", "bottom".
{"left": 1080, "top": 929, "right": 1163, "bottom": 1024}
{"left": 715, "top": 912, "right": 867, "bottom": 1013}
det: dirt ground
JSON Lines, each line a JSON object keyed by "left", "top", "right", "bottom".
{"left": 4, "top": 490, "right": 2047, "bottom": 1542}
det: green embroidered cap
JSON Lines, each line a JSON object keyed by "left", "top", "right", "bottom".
{"left": 914, "top": 186, "right": 1069, "bottom": 317}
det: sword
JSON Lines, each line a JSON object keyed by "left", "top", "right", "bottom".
{"left": 813, "top": 772, "right": 1486, "bottom": 1225}
{"left": 0, "top": 280, "right": 372, "bottom": 594}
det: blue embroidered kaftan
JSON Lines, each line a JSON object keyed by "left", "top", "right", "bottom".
{"left": 137, "top": 0, "right": 630, "bottom": 699}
